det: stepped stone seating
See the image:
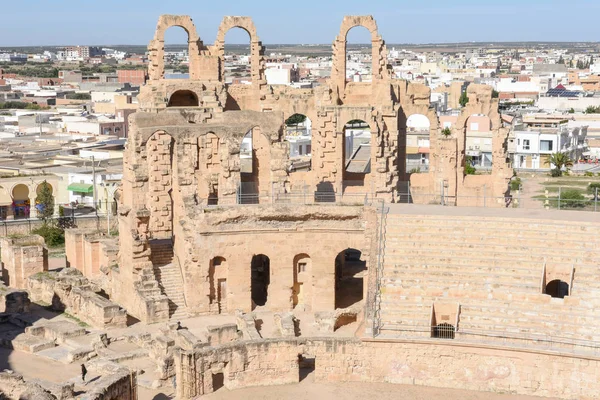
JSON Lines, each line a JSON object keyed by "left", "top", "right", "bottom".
{"left": 377, "top": 213, "right": 600, "bottom": 349}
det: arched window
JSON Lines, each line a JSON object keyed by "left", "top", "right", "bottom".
{"left": 546, "top": 279, "right": 569, "bottom": 299}
{"left": 293, "top": 254, "right": 311, "bottom": 309}
{"left": 163, "top": 27, "right": 190, "bottom": 79}
{"left": 345, "top": 26, "right": 373, "bottom": 83}
{"left": 285, "top": 114, "right": 312, "bottom": 172}
{"left": 223, "top": 28, "right": 252, "bottom": 85}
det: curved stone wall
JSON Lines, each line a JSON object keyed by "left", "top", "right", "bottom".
{"left": 175, "top": 337, "right": 600, "bottom": 399}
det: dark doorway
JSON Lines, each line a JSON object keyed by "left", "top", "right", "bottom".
{"left": 334, "top": 248, "right": 366, "bottom": 309}
{"left": 212, "top": 372, "right": 224, "bottom": 392}
{"left": 546, "top": 279, "right": 569, "bottom": 299}
{"left": 251, "top": 254, "right": 270, "bottom": 308}
{"left": 298, "top": 354, "right": 315, "bottom": 382}
{"left": 167, "top": 90, "right": 199, "bottom": 107}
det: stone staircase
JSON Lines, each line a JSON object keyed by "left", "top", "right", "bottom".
{"left": 373, "top": 212, "right": 600, "bottom": 348}
{"left": 150, "top": 240, "right": 188, "bottom": 320}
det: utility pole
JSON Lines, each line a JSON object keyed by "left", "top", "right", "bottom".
{"left": 91, "top": 156, "right": 97, "bottom": 211}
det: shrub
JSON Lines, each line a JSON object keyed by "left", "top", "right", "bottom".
{"left": 588, "top": 183, "right": 600, "bottom": 200}
{"left": 550, "top": 169, "right": 562, "bottom": 177}
{"left": 510, "top": 177, "right": 522, "bottom": 191}
{"left": 441, "top": 127, "right": 452, "bottom": 137}
{"left": 584, "top": 171, "right": 594, "bottom": 177}
{"left": 409, "top": 167, "right": 421, "bottom": 174}
{"left": 32, "top": 225, "right": 65, "bottom": 247}
{"left": 560, "top": 189, "right": 587, "bottom": 208}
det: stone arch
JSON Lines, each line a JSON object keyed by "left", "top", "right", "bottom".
{"left": 331, "top": 16, "right": 389, "bottom": 98}
{"left": 208, "top": 256, "right": 228, "bottom": 314}
{"left": 198, "top": 132, "right": 222, "bottom": 205}
{"left": 214, "top": 16, "right": 265, "bottom": 85}
{"left": 464, "top": 114, "right": 493, "bottom": 170}
{"left": 146, "top": 131, "right": 175, "bottom": 238}
{"left": 334, "top": 248, "right": 366, "bottom": 309}
{"left": 285, "top": 113, "right": 313, "bottom": 173}
{"left": 239, "top": 126, "right": 271, "bottom": 204}
{"left": 405, "top": 114, "right": 432, "bottom": 174}
{"left": 167, "top": 90, "right": 199, "bottom": 107}
{"left": 148, "top": 15, "right": 201, "bottom": 81}
{"left": 292, "top": 253, "right": 311, "bottom": 309}
{"left": 342, "top": 118, "right": 372, "bottom": 191}
{"left": 251, "top": 254, "right": 270, "bottom": 309}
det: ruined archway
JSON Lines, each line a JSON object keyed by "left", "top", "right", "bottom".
{"left": 251, "top": 254, "right": 270, "bottom": 309}
{"left": 209, "top": 257, "right": 228, "bottom": 314}
{"left": 198, "top": 132, "right": 221, "bottom": 205}
{"left": 148, "top": 15, "right": 200, "bottom": 81}
{"left": 285, "top": 114, "right": 312, "bottom": 173}
{"left": 406, "top": 114, "right": 431, "bottom": 174}
{"left": 334, "top": 248, "right": 366, "bottom": 309}
{"left": 345, "top": 26, "right": 373, "bottom": 83}
{"left": 239, "top": 126, "right": 270, "bottom": 204}
{"left": 215, "top": 16, "right": 265, "bottom": 85}
{"left": 343, "top": 119, "right": 371, "bottom": 192}
{"left": 465, "top": 114, "right": 493, "bottom": 171}
{"left": 331, "top": 15, "right": 388, "bottom": 98}
{"left": 11, "top": 184, "right": 30, "bottom": 219}
{"left": 167, "top": 90, "right": 199, "bottom": 107}
{"left": 292, "top": 254, "right": 311, "bottom": 309}
{"left": 221, "top": 27, "right": 252, "bottom": 85}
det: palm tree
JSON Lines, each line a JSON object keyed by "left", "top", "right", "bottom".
{"left": 548, "top": 152, "right": 573, "bottom": 177}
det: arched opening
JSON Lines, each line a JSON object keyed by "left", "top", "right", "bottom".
{"left": 432, "top": 323, "right": 456, "bottom": 339}
{"left": 465, "top": 114, "right": 493, "bottom": 173}
{"left": 167, "top": 90, "right": 199, "bottom": 107}
{"left": 406, "top": 114, "right": 431, "bottom": 174}
{"left": 292, "top": 254, "right": 311, "bottom": 309}
{"left": 36, "top": 182, "right": 53, "bottom": 196}
{"left": 212, "top": 372, "right": 224, "bottom": 392}
{"left": 209, "top": 257, "right": 227, "bottom": 314}
{"left": 334, "top": 248, "right": 366, "bottom": 309}
{"left": 285, "top": 114, "right": 312, "bottom": 173}
{"left": 345, "top": 26, "right": 373, "bottom": 83}
{"left": 163, "top": 26, "right": 190, "bottom": 79}
{"left": 11, "top": 184, "right": 30, "bottom": 219}
{"left": 224, "top": 28, "right": 252, "bottom": 85}
{"left": 251, "top": 254, "right": 270, "bottom": 309}
{"left": 546, "top": 279, "right": 569, "bottom": 299}
{"left": 343, "top": 119, "right": 371, "bottom": 189}
{"left": 239, "top": 127, "right": 269, "bottom": 204}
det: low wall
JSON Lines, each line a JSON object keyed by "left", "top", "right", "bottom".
{"left": 65, "top": 229, "right": 117, "bottom": 279}
{"left": 0, "top": 216, "right": 106, "bottom": 237}
{"left": 175, "top": 337, "right": 600, "bottom": 400}
{"left": 0, "top": 235, "right": 47, "bottom": 289}
{"left": 27, "top": 269, "right": 127, "bottom": 329}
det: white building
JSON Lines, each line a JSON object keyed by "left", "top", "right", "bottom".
{"left": 513, "top": 131, "right": 558, "bottom": 169}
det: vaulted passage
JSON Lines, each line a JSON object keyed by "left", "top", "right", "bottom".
{"left": 251, "top": 254, "right": 270, "bottom": 308}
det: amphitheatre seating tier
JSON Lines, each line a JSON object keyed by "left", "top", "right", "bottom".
{"left": 376, "top": 212, "right": 600, "bottom": 350}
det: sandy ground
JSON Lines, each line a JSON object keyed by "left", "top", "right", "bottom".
{"left": 201, "top": 373, "right": 558, "bottom": 400}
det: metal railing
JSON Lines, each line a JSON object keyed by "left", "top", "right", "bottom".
{"left": 371, "top": 199, "right": 387, "bottom": 337}
{"left": 378, "top": 323, "right": 600, "bottom": 356}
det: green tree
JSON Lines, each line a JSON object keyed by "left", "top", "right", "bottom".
{"left": 568, "top": 108, "right": 575, "bottom": 114}
{"left": 285, "top": 113, "right": 307, "bottom": 126}
{"left": 492, "top": 90, "right": 499, "bottom": 98}
{"left": 66, "top": 93, "right": 91, "bottom": 100}
{"left": 459, "top": 91, "right": 469, "bottom": 107}
{"left": 558, "top": 55, "right": 564, "bottom": 64}
{"left": 35, "top": 180, "right": 54, "bottom": 225}
{"left": 464, "top": 156, "right": 476, "bottom": 175}
{"left": 548, "top": 152, "right": 574, "bottom": 177}
{"left": 560, "top": 189, "right": 587, "bottom": 208}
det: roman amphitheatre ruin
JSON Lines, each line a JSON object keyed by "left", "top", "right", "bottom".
{"left": 0, "top": 14, "right": 599, "bottom": 400}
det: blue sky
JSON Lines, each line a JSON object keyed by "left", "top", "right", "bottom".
{"left": 0, "top": 0, "right": 599, "bottom": 46}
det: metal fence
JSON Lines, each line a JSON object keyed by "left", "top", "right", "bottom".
{"left": 379, "top": 323, "right": 600, "bottom": 357}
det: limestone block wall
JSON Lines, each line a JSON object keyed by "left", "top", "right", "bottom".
{"left": 174, "top": 205, "right": 369, "bottom": 315}
{"left": 175, "top": 337, "right": 600, "bottom": 400}
{"left": 65, "top": 230, "right": 117, "bottom": 280}
{"left": 27, "top": 269, "right": 127, "bottom": 329}
{"left": 0, "top": 235, "right": 47, "bottom": 289}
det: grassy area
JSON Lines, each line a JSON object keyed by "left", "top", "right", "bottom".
{"left": 63, "top": 312, "right": 89, "bottom": 328}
